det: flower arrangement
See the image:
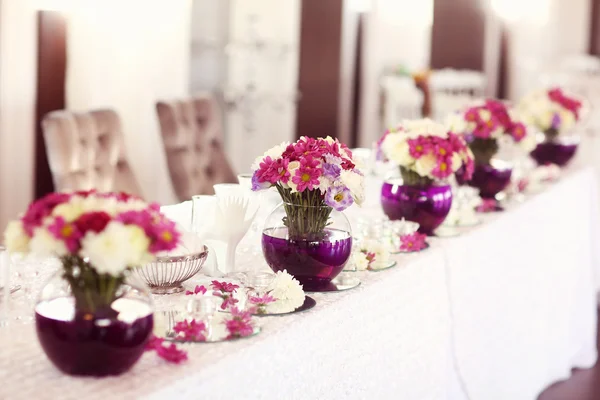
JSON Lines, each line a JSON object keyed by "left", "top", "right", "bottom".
{"left": 377, "top": 118, "right": 474, "bottom": 186}
{"left": 3, "top": 191, "right": 180, "bottom": 314}
{"left": 350, "top": 239, "right": 390, "bottom": 271}
{"left": 251, "top": 136, "right": 365, "bottom": 239}
{"left": 399, "top": 232, "right": 428, "bottom": 252}
{"left": 263, "top": 270, "right": 305, "bottom": 314}
{"left": 446, "top": 99, "right": 536, "bottom": 165}
{"left": 518, "top": 87, "right": 583, "bottom": 140}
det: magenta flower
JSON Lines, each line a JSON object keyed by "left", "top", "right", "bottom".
{"left": 325, "top": 186, "right": 354, "bottom": 211}
{"left": 211, "top": 280, "right": 239, "bottom": 293}
{"left": 431, "top": 158, "right": 452, "bottom": 180}
{"left": 517, "top": 178, "right": 529, "bottom": 193}
{"left": 510, "top": 122, "right": 527, "bottom": 142}
{"left": 433, "top": 140, "right": 453, "bottom": 159}
{"left": 155, "top": 343, "right": 188, "bottom": 364}
{"left": 248, "top": 293, "right": 277, "bottom": 314}
{"left": 399, "top": 232, "right": 428, "bottom": 252}
{"left": 476, "top": 199, "right": 499, "bottom": 213}
{"left": 361, "top": 251, "right": 376, "bottom": 268}
{"left": 145, "top": 334, "right": 188, "bottom": 364}
{"left": 47, "top": 217, "right": 82, "bottom": 252}
{"left": 224, "top": 307, "right": 255, "bottom": 339}
{"left": 145, "top": 334, "right": 165, "bottom": 351}
{"left": 291, "top": 157, "right": 322, "bottom": 192}
{"left": 548, "top": 88, "right": 582, "bottom": 119}
{"left": 407, "top": 137, "right": 429, "bottom": 159}
{"left": 173, "top": 319, "right": 207, "bottom": 342}
{"left": 21, "top": 192, "right": 71, "bottom": 235}
{"left": 185, "top": 285, "right": 207, "bottom": 296}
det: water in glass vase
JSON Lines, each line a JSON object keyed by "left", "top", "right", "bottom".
{"left": 35, "top": 297, "right": 153, "bottom": 376}
{"left": 262, "top": 227, "right": 352, "bottom": 291}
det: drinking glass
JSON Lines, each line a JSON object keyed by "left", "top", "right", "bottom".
{"left": 186, "top": 295, "right": 220, "bottom": 340}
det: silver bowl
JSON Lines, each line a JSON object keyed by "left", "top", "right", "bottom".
{"left": 133, "top": 245, "right": 209, "bottom": 294}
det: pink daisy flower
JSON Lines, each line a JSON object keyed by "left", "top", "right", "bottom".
{"left": 48, "top": 217, "right": 82, "bottom": 252}
{"left": 291, "top": 157, "right": 322, "bottom": 192}
{"left": 185, "top": 285, "right": 207, "bottom": 296}
{"left": 399, "top": 232, "right": 428, "bottom": 252}
{"left": 431, "top": 158, "right": 452, "bottom": 179}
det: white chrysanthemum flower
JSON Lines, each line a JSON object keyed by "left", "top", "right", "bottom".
{"left": 52, "top": 197, "right": 86, "bottom": 222}
{"left": 29, "top": 228, "right": 67, "bottom": 257}
{"left": 80, "top": 222, "right": 133, "bottom": 276}
{"left": 340, "top": 169, "right": 365, "bottom": 206}
{"left": 414, "top": 153, "right": 437, "bottom": 178}
{"left": 402, "top": 118, "right": 448, "bottom": 139}
{"left": 265, "top": 270, "right": 305, "bottom": 314}
{"left": 251, "top": 142, "right": 290, "bottom": 170}
{"left": 351, "top": 251, "right": 370, "bottom": 271}
{"left": 124, "top": 225, "right": 152, "bottom": 266}
{"left": 381, "top": 134, "right": 412, "bottom": 166}
{"left": 4, "top": 221, "right": 30, "bottom": 253}
{"left": 360, "top": 239, "right": 390, "bottom": 269}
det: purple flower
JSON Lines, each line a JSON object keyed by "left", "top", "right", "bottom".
{"left": 322, "top": 163, "right": 341, "bottom": 180}
{"left": 251, "top": 171, "right": 271, "bottom": 191}
{"left": 325, "top": 186, "right": 354, "bottom": 211}
{"left": 551, "top": 113, "right": 561, "bottom": 130}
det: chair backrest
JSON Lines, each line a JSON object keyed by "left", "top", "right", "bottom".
{"left": 156, "top": 94, "right": 236, "bottom": 200}
{"left": 42, "top": 109, "right": 143, "bottom": 196}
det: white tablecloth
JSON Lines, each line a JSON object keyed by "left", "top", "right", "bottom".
{"left": 1, "top": 166, "right": 598, "bottom": 400}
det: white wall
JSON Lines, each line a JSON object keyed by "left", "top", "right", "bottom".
{"left": 0, "top": 0, "right": 38, "bottom": 231}
{"left": 500, "top": 0, "right": 591, "bottom": 100}
{"left": 225, "top": 0, "right": 301, "bottom": 173}
{"left": 66, "top": 1, "right": 191, "bottom": 205}
{"left": 358, "top": 0, "right": 433, "bottom": 147}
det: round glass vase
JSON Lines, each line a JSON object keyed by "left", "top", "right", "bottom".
{"left": 261, "top": 202, "right": 353, "bottom": 292}
{"left": 35, "top": 268, "right": 154, "bottom": 377}
{"left": 530, "top": 131, "right": 580, "bottom": 167}
{"left": 381, "top": 176, "right": 453, "bottom": 236}
{"left": 467, "top": 159, "right": 513, "bottom": 199}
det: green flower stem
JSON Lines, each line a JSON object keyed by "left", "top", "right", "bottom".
{"left": 275, "top": 184, "right": 332, "bottom": 240}
{"left": 400, "top": 167, "right": 433, "bottom": 186}
{"left": 60, "top": 255, "right": 125, "bottom": 315}
{"left": 468, "top": 138, "right": 498, "bottom": 166}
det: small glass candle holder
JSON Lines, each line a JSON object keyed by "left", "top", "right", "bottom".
{"left": 186, "top": 295, "right": 220, "bottom": 340}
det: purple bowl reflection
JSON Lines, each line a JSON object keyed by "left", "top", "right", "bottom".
{"left": 380, "top": 182, "right": 453, "bottom": 236}
{"left": 468, "top": 164, "right": 512, "bottom": 199}
{"left": 530, "top": 141, "right": 578, "bottom": 167}
{"left": 262, "top": 228, "right": 352, "bottom": 292}
{"left": 36, "top": 305, "right": 153, "bottom": 376}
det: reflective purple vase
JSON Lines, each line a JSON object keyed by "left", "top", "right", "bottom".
{"left": 262, "top": 228, "right": 352, "bottom": 291}
{"left": 380, "top": 181, "right": 453, "bottom": 235}
{"left": 467, "top": 163, "right": 512, "bottom": 199}
{"left": 35, "top": 272, "right": 154, "bottom": 377}
{"left": 530, "top": 137, "right": 579, "bottom": 167}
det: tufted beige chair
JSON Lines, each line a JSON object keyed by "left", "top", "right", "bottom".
{"left": 42, "top": 109, "right": 144, "bottom": 197}
{"left": 156, "top": 94, "right": 236, "bottom": 200}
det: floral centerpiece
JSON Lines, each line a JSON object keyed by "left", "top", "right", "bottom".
{"left": 252, "top": 136, "right": 364, "bottom": 290}
{"left": 518, "top": 88, "right": 583, "bottom": 167}
{"left": 4, "top": 190, "right": 180, "bottom": 376}
{"left": 518, "top": 87, "right": 583, "bottom": 141}
{"left": 446, "top": 100, "right": 535, "bottom": 198}
{"left": 377, "top": 119, "right": 473, "bottom": 234}
{"left": 446, "top": 99, "right": 536, "bottom": 166}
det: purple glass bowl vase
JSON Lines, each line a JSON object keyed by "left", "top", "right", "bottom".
{"left": 380, "top": 181, "right": 453, "bottom": 235}
{"left": 35, "top": 272, "right": 154, "bottom": 377}
{"left": 262, "top": 227, "right": 352, "bottom": 291}
{"left": 467, "top": 163, "right": 512, "bottom": 199}
{"left": 530, "top": 138, "right": 579, "bottom": 167}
